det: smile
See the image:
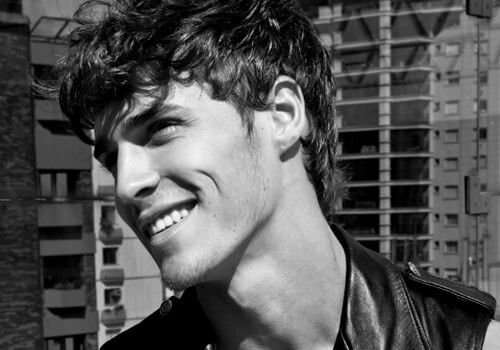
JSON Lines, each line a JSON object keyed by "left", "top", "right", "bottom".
{"left": 145, "top": 201, "right": 196, "bottom": 238}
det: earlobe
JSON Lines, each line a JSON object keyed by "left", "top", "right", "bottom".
{"left": 270, "top": 76, "right": 308, "bottom": 156}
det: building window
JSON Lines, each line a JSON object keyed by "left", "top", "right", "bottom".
{"left": 445, "top": 42, "right": 460, "bottom": 56}
{"left": 444, "top": 241, "right": 458, "bottom": 254}
{"left": 444, "top": 186, "right": 459, "bottom": 199}
{"left": 480, "top": 183, "right": 487, "bottom": 192}
{"left": 473, "top": 99, "right": 488, "bottom": 113}
{"left": 444, "top": 101, "right": 459, "bottom": 115}
{"left": 473, "top": 127, "right": 487, "bottom": 140}
{"left": 101, "top": 205, "right": 116, "bottom": 232}
{"left": 446, "top": 71, "right": 460, "bottom": 85}
{"left": 104, "top": 288, "right": 122, "bottom": 306}
{"left": 103, "top": 247, "right": 118, "bottom": 265}
{"left": 38, "top": 171, "right": 79, "bottom": 198}
{"left": 480, "top": 71, "right": 488, "bottom": 84}
{"left": 445, "top": 214, "right": 459, "bottom": 226}
{"left": 444, "top": 130, "right": 459, "bottom": 143}
{"left": 434, "top": 186, "right": 440, "bottom": 196}
{"left": 473, "top": 156, "right": 487, "bottom": 169}
{"left": 444, "top": 158, "right": 459, "bottom": 171}
{"left": 434, "top": 101, "right": 440, "bottom": 112}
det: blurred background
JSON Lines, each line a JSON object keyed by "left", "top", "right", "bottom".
{"left": 1, "top": 0, "right": 500, "bottom": 349}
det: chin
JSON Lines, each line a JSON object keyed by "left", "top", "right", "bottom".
{"left": 159, "top": 254, "right": 214, "bottom": 291}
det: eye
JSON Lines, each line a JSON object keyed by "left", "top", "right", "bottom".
{"left": 147, "top": 120, "right": 181, "bottom": 144}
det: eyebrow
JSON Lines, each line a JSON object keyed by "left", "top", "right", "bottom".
{"left": 93, "top": 102, "right": 189, "bottom": 160}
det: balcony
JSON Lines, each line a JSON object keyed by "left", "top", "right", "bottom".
{"left": 99, "top": 226, "right": 123, "bottom": 244}
{"left": 101, "top": 268, "right": 125, "bottom": 286}
{"left": 391, "top": 100, "right": 430, "bottom": 126}
{"left": 339, "top": 130, "right": 379, "bottom": 156}
{"left": 342, "top": 186, "right": 379, "bottom": 209}
{"left": 391, "top": 239, "right": 431, "bottom": 265}
{"left": 391, "top": 129, "right": 430, "bottom": 153}
{"left": 335, "top": 214, "right": 380, "bottom": 236}
{"left": 101, "top": 305, "right": 126, "bottom": 327}
{"left": 38, "top": 203, "right": 83, "bottom": 227}
{"left": 391, "top": 158, "right": 430, "bottom": 181}
{"left": 391, "top": 0, "right": 462, "bottom": 12}
{"left": 43, "top": 308, "right": 98, "bottom": 338}
{"left": 391, "top": 213, "right": 429, "bottom": 235}
{"left": 337, "top": 103, "right": 379, "bottom": 129}
{"left": 35, "top": 123, "right": 92, "bottom": 170}
{"left": 44, "top": 288, "right": 87, "bottom": 308}
{"left": 40, "top": 232, "right": 95, "bottom": 256}
{"left": 339, "top": 158, "right": 379, "bottom": 182}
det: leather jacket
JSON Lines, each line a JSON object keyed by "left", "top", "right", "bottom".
{"left": 101, "top": 225, "right": 496, "bottom": 349}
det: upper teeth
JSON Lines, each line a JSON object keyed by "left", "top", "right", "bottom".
{"left": 149, "top": 208, "right": 190, "bottom": 236}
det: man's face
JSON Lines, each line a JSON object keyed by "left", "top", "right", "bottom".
{"left": 94, "top": 83, "right": 280, "bottom": 290}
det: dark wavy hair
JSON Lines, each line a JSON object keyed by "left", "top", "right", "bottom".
{"left": 37, "top": 0, "right": 345, "bottom": 220}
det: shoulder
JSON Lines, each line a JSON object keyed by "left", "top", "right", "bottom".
{"left": 402, "top": 262, "right": 496, "bottom": 349}
{"left": 483, "top": 320, "right": 500, "bottom": 350}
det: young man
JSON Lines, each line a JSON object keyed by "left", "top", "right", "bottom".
{"left": 42, "top": 0, "right": 499, "bottom": 348}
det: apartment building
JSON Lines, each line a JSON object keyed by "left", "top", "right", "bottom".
{"left": 0, "top": 2, "right": 43, "bottom": 348}
{"left": 304, "top": 0, "right": 500, "bottom": 318}
{"left": 24, "top": 1, "right": 99, "bottom": 348}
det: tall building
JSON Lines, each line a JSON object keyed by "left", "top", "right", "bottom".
{"left": 0, "top": 2, "right": 43, "bottom": 348}
{"left": 23, "top": 0, "right": 98, "bottom": 348}
{"left": 304, "top": 0, "right": 500, "bottom": 318}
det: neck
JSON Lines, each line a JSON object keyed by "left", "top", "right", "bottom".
{"left": 196, "top": 180, "right": 346, "bottom": 350}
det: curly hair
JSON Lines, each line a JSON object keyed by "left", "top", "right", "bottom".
{"left": 38, "top": 0, "right": 345, "bottom": 221}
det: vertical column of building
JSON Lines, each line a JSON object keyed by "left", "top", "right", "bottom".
{"left": 31, "top": 23, "right": 98, "bottom": 349}
{"left": 379, "top": 0, "right": 392, "bottom": 259}
{"left": 0, "top": 9, "right": 43, "bottom": 349}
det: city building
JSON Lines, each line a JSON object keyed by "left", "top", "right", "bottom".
{"left": 0, "top": 2, "right": 43, "bottom": 348}
{"left": 304, "top": 0, "right": 500, "bottom": 318}
{"left": 24, "top": 0, "right": 99, "bottom": 348}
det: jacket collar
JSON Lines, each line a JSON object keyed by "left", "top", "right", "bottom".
{"left": 332, "top": 224, "right": 428, "bottom": 350}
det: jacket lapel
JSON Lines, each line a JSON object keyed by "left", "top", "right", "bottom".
{"left": 333, "top": 224, "right": 429, "bottom": 350}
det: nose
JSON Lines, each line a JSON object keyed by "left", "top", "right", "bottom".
{"left": 115, "top": 142, "right": 160, "bottom": 205}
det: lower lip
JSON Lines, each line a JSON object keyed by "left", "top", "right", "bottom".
{"left": 148, "top": 205, "right": 196, "bottom": 247}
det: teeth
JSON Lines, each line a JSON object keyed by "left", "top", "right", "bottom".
{"left": 155, "top": 218, "right": 166, "bottom": 232}
{"left": 147, "top": 206, "right": 192, "bottom": 236}
{"left": 171, "top": 211, "right": 181, "bottom": 223}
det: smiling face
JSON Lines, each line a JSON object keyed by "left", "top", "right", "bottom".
{"left": 94, "top": 82, "right": 280, "bottom": 290}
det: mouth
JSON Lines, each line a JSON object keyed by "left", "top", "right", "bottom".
{"left": 143, "top": 200, "right": 197, "bottom": 238}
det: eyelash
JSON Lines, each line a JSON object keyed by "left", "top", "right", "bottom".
{"left": 147, "top": 120, "right": 181, "bottom": 143}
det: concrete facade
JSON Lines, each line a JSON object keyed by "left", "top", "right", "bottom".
{"left": 0, "top": 9, "right": 44, "bottom": 348}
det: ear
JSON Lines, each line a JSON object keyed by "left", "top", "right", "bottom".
{"left": 269, "top": 76, "right": 308, "bottom": 156}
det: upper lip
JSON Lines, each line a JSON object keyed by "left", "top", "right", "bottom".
{"left": 137, "top": 199, "right": 197, "bottom": 234}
